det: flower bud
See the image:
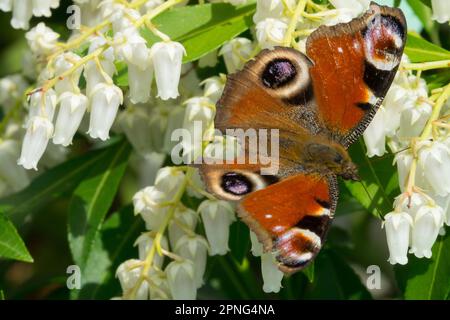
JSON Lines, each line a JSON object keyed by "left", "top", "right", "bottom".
{"left": 116, "top": 259, "right": 148, "bottom": 300}
{"left": 25, "top": 22, "right": 59, "bottom": 55}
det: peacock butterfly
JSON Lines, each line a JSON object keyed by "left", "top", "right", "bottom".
{"left": 197, "top": 2, "right": 406, "bottom": 273}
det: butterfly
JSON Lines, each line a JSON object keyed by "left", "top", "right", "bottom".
{"left": 197, "top": 3, "right": 406, "bottom": 273}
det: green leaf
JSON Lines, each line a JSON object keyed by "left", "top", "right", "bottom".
{"left": 344, "top": 140, "right": 400, "bottom": 218}
{"left": 405, "top": 32, "right": 450, "bottom": 62}
{"left": 0, "top": 290, "right": 4, "bottom": 300}
{"left": 0, "top": 213, "right": 33, "bottom": 262}
{"left": 302, "top": 262, "right": 315, "bottom": 283}
{"left": 0, "top": 139, "right": 125, "bottom": 225}
{"left": 305, "top": 250, "right": 372, "bottom": 299}
{"left": 395, "top": 232, "right": 450, "bottom": 300}
{"left": 72, "top": 205, "right": 144, "bottom": 299}
{"left": 68, "top": 139, "right": 131, "bottom": 270}
{"left": 228, "top": 220, "right": 250, "bottom": 264}
{"left": 142, "top": 3, "right": 256, "bottom": 62}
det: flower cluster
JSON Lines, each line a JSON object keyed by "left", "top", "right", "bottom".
{"left": 363, "top": 57, "right": 450, "bottom": 264}
{"left": 0, "top": 0, "right": 60, "bottom": 29}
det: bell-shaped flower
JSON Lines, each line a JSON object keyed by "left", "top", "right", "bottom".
{"left": 328, "top": 0, "right": 370, "bottom": 24}
{"left": 116, "top": 259, "right": 148, "bottom": 300}
{"left": 363, "top": 105, "right": 387, "bottom": 157}
{"left": 28, "top": 89, "right": 57, "bottom": 121}
{"left": 87, "top": 83, "right": 123, "bottom": 141}
{"left": 11, "top": 0, "right": 32, "bottom": 29}
{"left": 198, "top": 199, "right": 235, "bottom": 255}
{"left": 398, "top": 98, "right": 432, "bottom": 139}
{"left": 394, "top": 192, "right": 428, "bottom": 220}
{"left": 53, "top": 92, "right": 88, "bottom": 146}
{"left": 219, "top": 38, "right": 254, "bottom": 73}
{"left": 134, "top": 233, "right": 168, "bottom": 269}
{"left": 168, "top": 206, "right": 198, "bottom": 250}
{"left": 117, "top": 104, "right": 153, "bottom": 157}
{"left": 410, "top": 203, "right": 444, "bottom": 258}
{"left": 250, "top": 230, "right": 263, "bottom": 257}
{"left": 25, "top": 22, "right": 59, "bottom": 55}
{"left": 253, "top": 0, "right": 294, "bottom": 23}
{"left": 202, "top": 75, "right": 225, "bottom": 103}
{"left": 0, "top": 74, "right": 28, "bottom": 110}
{"left": 175, "top": 234, "right": 209, "bottom": 288}
{"left": 53, "top": 52, "right": 83, "bottom": 95}
{"left": 148, "top": 269, "right": 170, "bottom": 300}
{"left": 148, "top": 105, "right": 169, "bottom": 152}
{"left": 185, "top": 169, "right": 206, "bottom": 199}
{"left": 383, "top": 211, "right": 412, "bottom": 265}
{"left": 394, "top": 149, "right": 413, "bottom": 192}
{"left": 417, "top": 140, "right": 450, "bottom": 197}
{"left": 0, "top": 0, "right": 12, "bottom": 11}
{"left": 163, "top": 104, "right": 185, "bottom": 154}
{"left": 255, "top": 18, "right": 288, "bottom": 49}
{"left": 165, "top": 259, "right": 196, "bottom": 300}
{"left": 127, "top": 63, "right": 153, "bottom": 104}
{"left": 18, "top": 116, "right": 54, "bottom": 170}
{"left": 432, "top": 194, "right": 450, "bottom": 226}
{"left": 261, "top": 252, "right": 284, "bottom": 293}
{"left": 154, "top": 166, "right": 185, "bottom": 198}
{"left": 32, "top": 0, "right": 57, "bottom": 17}
{"left": 431, "top": 0, "right": 450, "bottom": 23}
{"left": 0, "top": 140, "right": 29, "bottom": 191}
{"left": 133, "top": 186, "right": 169, "bottom": 230}
{"left": 150, "top": 41, "right": 186, "bottom": 100}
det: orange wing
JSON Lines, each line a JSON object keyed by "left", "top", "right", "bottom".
{"left": 306, "top": 3, "right": 406, "bottom": 146}
{"left": 238, "top": 173, "right": 338, "bottom": 273}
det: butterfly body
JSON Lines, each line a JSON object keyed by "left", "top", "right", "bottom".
{"left": 198, "top": 3, "right": 406, "bottom": 273}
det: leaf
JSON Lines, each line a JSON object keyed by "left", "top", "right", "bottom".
{"left": 71, "top": 205, "right": 144, "bottom": 299}
{"left": 68, "top": 139, "right": 131, "bottom": 269}
{"left": 142, "top": 2, "right": 256, "bottom": 62}
{"left": 228, "top": 220, "right": 250, "bottom": 264}
{"left": 0, "top": 139, "right": 125, "bottom": 225}
{"left": 344, "top": 140, "right": 400, "bottom": 218}
{"left": 406, "top": 0, "right": 440, "bottom": 45}
{"left": 0, "top": 213, "right": 33, "bottom": 262}
{"left": 395, "top": 232, "right": 450, "bottom": 300}
{"left": 405, "top": 32, "right": 450, "bottom": 62}
{"left": 302, "top": 262, "right": 315, "bottom": 283}
{"left": 305, "top": 250, "right": 372, "bottom": 299}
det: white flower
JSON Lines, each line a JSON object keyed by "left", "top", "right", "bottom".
{"left": 11, "top": 0, "right": 32, "bottom": 29}
{"left": 383, "top": 211, "right": 412, "bottom": 265}
{"left": 328, "top": 1, "right": 370, "bottom": 25}
{"left": 18, "top": 116, "right": 54, "bottom": 170}
{"left": 25, "top": 22, "right": 59, "bottom": 55}
{"left": 163, "top": 104, "right": 185, "bottom": 154}
{"left": 53, "top": 52, "right": 83, "bottom": 95}
{"left": 28, "top": 89, "right": 57, "bottom": 121}
{"left": 198, "top": 199, "right": 236, "bottom": 255}
{"left": 148, "top": 105, "right": 169, "bottom": 152}
{"left": 87, "top": 83, "right": 123, "bottom": 141}
{"left": 432, "top": 194, "right": 450, "bottom": 226}
{"left": 116, "top": 259, "right": 148, "bottom": 300}
{"left": 255, "top": 18, "right": 288, "bottom": 49}
{"left": 253, "top": 0, "right": 294, "bottom": 23}
{"left": 250, "top": 230, "right": 263, "bottom": 257}
{"left": 140, "top": 0, "right": 164, "bottom": 14}
{"left": 133, "top": 186, "right": 169, "bottom": 230}
{"left": 394, "top": 149, "right": 413, "bottom": 192}
{"left": 154, "top": 167, "right": 185, "bottom": 198}
{"left": 185, "top": 169, "right": 206, "bottom": 199}
{"left": 0, "top": 0, "right": 12, "bottom": 12}
{"left": 363, "top": 105, "right": 387, "bottom": 157}
{"left": 168, "top": 206, "right": 198, "bottom": 250}
{"left": 202, "top": 75, "right": 225, "bottom": 103}
{"left": 84, "top": 38, "right": 116, "bottom": 96}
{"left": 398, "top": 98, "right": 432, "bottom": 139}
{"left": 204, "top": 135, "right": 241, "bottom": 162}
{"left": 417, "top": 140, "right": 450, "bottom": 197}
{"left": 165, "top": 260, "right": 196, "bottom": 300}
{"left": 53, "top": 92, "right": 88, "bottom": 146}
{"left": 117, "top": 104, "right": 153, "bottom": 157}
{"left": 181, "top": 96, "right": 215, "bottom": 163}
{"left": 150, "top": 41, "right": 186, "bottom": 100}
{"left": 175, "top": 234, "right": 209, "bottom": 288}
{"left": 219, "top": 38, "right": 254, "bottom": 73}
{"left": 134, "top": 233, "right": 168, "bottom": 269}
{"left": 410, "top": 203, "right": 444, "bottom": 258}
{"left": 127, "top": 63, "right": 153, "bottom": 104}
{"left": 32, "top": 0, "right": 57, "bottom": 17}
{"left": 394, "top": 192, "right": 427, "bottom": 220}
{"left": 261, "top": 252, "right": 284, "bottom": 293}
{"left": 0, "top": 74, "right": 28, "bottom": 110}
{"left": 0, "top": 140, "right": 29, "bottom": 191}
{"left": 431, "top": 0, "right": 450, "bottom": 23}
{"left": 382, "top": 80, "right": 409, "bottom": 136}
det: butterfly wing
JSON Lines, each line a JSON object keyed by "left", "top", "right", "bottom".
{"left": 306, "top": 2, "right": 407, "bottom": 147}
